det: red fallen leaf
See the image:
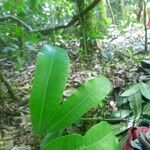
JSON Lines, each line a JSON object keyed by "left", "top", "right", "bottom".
{"left": 123, "top": 127, "right": 149, "bottom": 150}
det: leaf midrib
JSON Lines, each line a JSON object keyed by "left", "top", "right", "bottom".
{"left": 38, "top": 51, "right": 55, "bottom": 132}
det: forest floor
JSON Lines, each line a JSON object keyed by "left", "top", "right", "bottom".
{"left": 0, "top": 23, "right": 150, "bottom": 150}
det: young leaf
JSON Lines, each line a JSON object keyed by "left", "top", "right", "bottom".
{"left": 30, "top": 45, "right": 69, "bottom": 134}
{"left": 47, "top": 76, "right": 112, "bottom": 132}
{"left": 111, "top": 109, "right": 131, "bottom": 118}
{"left": 42, "top": 122, "right": 119, "bottom": 150}
{"left": 121, "top": 83, "right": 140, "bottom": 97}
{"left": 140, "top": 82, "right": 150, "bottom": 100}
{"left": 143, "top": 103, "right": 150, "bottom": 116}
{"left": 128, "top": 92, "right": 142, "bottom": 120}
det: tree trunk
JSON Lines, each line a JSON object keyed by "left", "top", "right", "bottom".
{"left": 137, "top": 0, "right": 144, "bottom": 22}
{"left": 106, "top": 0, "right": 115, "bottom": 24}
{"left": 144, "top": 0, "right": 148, "bottom": 51}
{"left": 76, "top": 0, "right": 107, "bottom": 62}
{"left": 120, "top": 0, "right": 124, "bottom": 19}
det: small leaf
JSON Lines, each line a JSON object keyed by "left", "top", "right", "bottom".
{"left": 117, "top": 97, "right": 128, "bottom": 106}
{"left": 128, "top": 92, "right": 142, "bottom": 120}
{"left": 140, "top": 82, "right": 150, "bottom": 100}
{"left": 143, "top": 103, "right": 150, "bottom": 116}
{"left": 41, "top": 130, "right": 63, "bottom": 149}
{"left": 111, "top": 109, "right": 131, "bottom": 118}
{"left": 121, "top": 83, "right": 140, "bottom": 97}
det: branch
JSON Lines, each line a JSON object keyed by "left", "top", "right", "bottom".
{"left": 36, "top": 0, "right": 101, "bottom": 34}
{"left": 0, "top": 15, "right": 33, "bottom": 32}
{"left": 81, "top": 117, "right": 128, "bottom": 123}
{"left": 0, "top": 0, "right": 101, "bottom": 35}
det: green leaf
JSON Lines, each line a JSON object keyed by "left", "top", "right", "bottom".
{"left": 121, "top": 83, "right": 140, "bottom": 97}
{"left": 48, "top": 76, "right": 112, "bottom": 132}
{"left": 41, "top": 130, "right": 63, "bottom": 149}
{"left": 128, "top": 92, "right": 142, "bottom": 120}
{"left": 83, "top": 122, "right": 118, "bottom": 150}
{"left": 117, "top": 97, "right": 128, "bottom": 106}
{"left": 111, "top": 109, "right": 131, "bottom": 118}
{"left": 42, "top": 134, "right": 82, "bottom": 150}
{"left": 30, "top": 45, "right": 70, "bottom": 134}
{"left": 143, "top": 103, "right": 150, "bottom": 116}
{"left": 140, "top": 82, "right": 150, "bottom": 100}
{"left": 42, "top": 122, "right": 119, "bottom": 150}
{"left": 111, "top": 117, "right": 135, "bottom": 135}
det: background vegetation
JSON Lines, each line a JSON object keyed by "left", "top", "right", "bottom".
{"left": 0, "top": 0, "right": 150, "bottom": 149}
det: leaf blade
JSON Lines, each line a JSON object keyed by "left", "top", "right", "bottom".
{"left": 43, "top": 122, "right": 119, "bottom": 150}
{"left": 140, "top": 82, "right": 150, "bottom": 100}
{"left": 48, "top": 76, "right": 112, "bottom": 132}
{"left": 83, "top": 122, "right": 118, "bottom": 150}
{"left": 121, "top": 83, "right": 140, "bottom": 97}
{"left": 30, "top": 45, "right": 69, "bottom": 134}
{"left": 129, "top": 92, "right": 142, "bottom": 121}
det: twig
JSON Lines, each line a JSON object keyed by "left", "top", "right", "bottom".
{"left": 81, "top": 117, "right": 128, "bottom": 122}
{"left": 0, "top": 15, "right": 33, "bottom": 32}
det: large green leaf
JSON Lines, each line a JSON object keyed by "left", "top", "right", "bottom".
{"left": 30, "top": 45, "right": 69, "bottom": 134}
{"left": 42, "top": 122, "right": 119, "bottom": 150}
{"left": 47, "top": 76, "right": 112, "bottom": 132}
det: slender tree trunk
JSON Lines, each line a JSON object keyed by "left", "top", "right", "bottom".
{"left": 120, "top": 0, "right": 124, "bottom": 19}
{"left": 106, "top": 0, "right": 115, "bottom": 24}
{"left": 76, "top": 0, "right": 87, "bottom": 55}
{"left": 76, "top": 0, "right": 97, "bottom": 61}
{"left": 76, "top": 0, "right": 107, "bottom": 62}
{"left": 137, "top": 0, "right": 144, "bottom": 22}
{"left": 144, "top": 0, "right": 148, "bottom": 51}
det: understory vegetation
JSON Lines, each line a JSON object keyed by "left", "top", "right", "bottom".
{"left": 0, "top": 0, "right": 150, "bottom": 150}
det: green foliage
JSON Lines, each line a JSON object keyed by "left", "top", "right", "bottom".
{"left": 115, "top": 82, "right": 150, "bottom": 129}
{"left": 112, "top": 82, "right": 150, "bottom": 135}
{"left": 121, "top": 82, "right": 150, "bottom": 100}
{"left": 110, "top": 0, "right": 139, "bottom": 25}
{"left": 29, "top": 45, "right": 113, "bottom": 149}
{"left": 30, "top": 45, "right": 70, "bottom": 134}
{"left": 123, "top": 5, "right": 138, "bottom": 23}
{"left": 111, "top": 109, "right": 131, "bottom": 119}
{"left": 30, "top": 45, "right": 112, "bottom": 135}
{"left": 128, "top": 92, "right": 142, "bottom": 120}
{"left": 143, "top": 103, "right": 150, "bottom": 116}
{"left": 0, "top": 0, "right": 74, "bottom": 66}
{"left": 121, "top": 83, "right": 140, "bottom": 97}
{"left": 41, "top": 122, "right": 119, "bottom": 150}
